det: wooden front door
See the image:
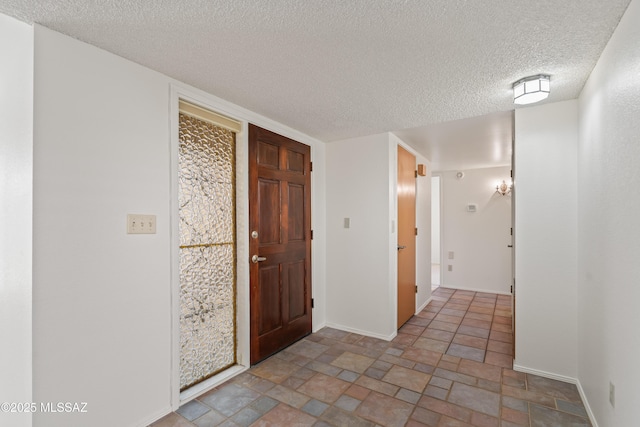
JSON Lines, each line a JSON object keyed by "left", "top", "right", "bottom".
{"left": 248, "top": 124, "right": 312, "bottom": 364}
{"left": 397, "top": 145, "right": 416, "bottom": 328}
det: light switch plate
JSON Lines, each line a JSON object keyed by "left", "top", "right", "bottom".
{"left": 127, "top": 214, "right": 156, "bottom": 234}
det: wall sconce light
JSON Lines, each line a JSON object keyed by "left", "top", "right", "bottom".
{"left": 495, "top": 180, "right": 512, "bottom": 196}
{"left": 513, "top": 74, "right": 550, "bottom": 105}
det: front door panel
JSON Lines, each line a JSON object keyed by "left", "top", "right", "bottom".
{"left": 249, "top": 124, "right": 312, "bottom": 364}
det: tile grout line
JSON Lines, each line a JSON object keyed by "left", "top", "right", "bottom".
{"left": 155, "top": 287, "right": 592, "bottom": 427}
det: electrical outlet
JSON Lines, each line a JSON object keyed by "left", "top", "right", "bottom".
{"left": 609, "top": 382, "right": 615, "bottom": 407}
{"left": 127, "top": 214, "right": 156, "bottom": 234}
{"left": 448, "top": 265, "right": 453, "bottom": 272}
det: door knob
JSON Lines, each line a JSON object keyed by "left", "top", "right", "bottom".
{"left": 251, "top": 255, "right": 267, "bottom": 263}
{"left": 397, "top": 245, "right": 406, "bottom": 250}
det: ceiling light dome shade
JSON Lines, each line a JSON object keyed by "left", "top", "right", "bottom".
{"left": 513, "top": 75, "right": 550, "bottom": 105}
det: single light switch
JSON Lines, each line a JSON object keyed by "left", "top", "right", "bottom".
{"left": 344, "top": 218, "right": 350, "bottom": 229}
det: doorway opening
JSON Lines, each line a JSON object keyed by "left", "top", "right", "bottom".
{"left": 431, "top": 175, "right": 441, "bottom": 290}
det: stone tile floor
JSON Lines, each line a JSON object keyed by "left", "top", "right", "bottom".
{"left": 151, "top": 287, "right": 592, "bottom": 427}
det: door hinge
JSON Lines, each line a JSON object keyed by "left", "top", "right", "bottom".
{"left": 311, "top": 230, "right": 314, "bottom": 240}
{"left": 310, "top": 161, "right": 313, "bottom": 172}
{"left": 311, "top": 298, "right": 314, "bottom": 308}
{"left": 414, "top": 170, "right": 418, "bottom": 178}
{"left": 415, "top": 285, "right": 418, "bottom": 293}
{"left": 510, "top": 227, "right": 513, "bottom": 236}
{"left": 510, "top": 170, "right": 513, "bottom": 178}
{"left": 510, "top": 285, "right": 513, "bottom": 294}
{"left": 415, "top": 227, "right": 418, "bottom": 236}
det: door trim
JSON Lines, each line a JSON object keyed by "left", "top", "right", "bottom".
{"left": 397, "top": 145, "right": 417, "bottom": 328}
{"left": 169, "top": 86, "right": 251, "bottom": 408}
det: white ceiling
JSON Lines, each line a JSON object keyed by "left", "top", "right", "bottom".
{"left": 1, "top": 0, "right": 631, "bottom": 169}
{"left": 394, "top": 110, "right": 513, "bottom": 172}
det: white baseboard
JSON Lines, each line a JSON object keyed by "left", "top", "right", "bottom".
{"left": 438, "top": 285, "right": 512, "bottom": 296}
{"left": 179, "top": 364, "right": 248, "bottom": 405}
{"left": 416, "top": 296, "right": 433, "bottom": 313}
{"left": 575, "top": 379, "right": 599, "bottom": 427}
{"left": 136, "top": 405, "right": 174, "bottom": 427}
{"left": 513, "top": 363, "right": 578, "bottom": 384}
{"left": 312, "top": 321, "right": 327, "bottom": 333}
{"left": 513, "top": 364, "right": 598, "bottom": 427}
{"left": 324, "top": 322, "right": 397, "bottom": 342}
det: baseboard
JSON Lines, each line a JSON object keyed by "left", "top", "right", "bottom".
{"left": 575, "top": 379, "right": 599, "bottom": 427}
{"left": 136, "top": 405, "right": 174, "bottom": 427}
{"left": 416, "top": 296, "right": 433, "bottom": 313}
{"left": 513, "top": 364, "right": 599, "bottom": 427}
{"left": 312, "top": 321, "right": 327, "bottom": 334}
{"left": 179, "top": 364, "right": 248, "bottom": 404}
{"left": 513, "top": 363, "right": 578, "bottom": 384}
{"left": 438, "top": 285, "right": 512, "bottom": 296}
{"left": 324, "top": 322, "right": 397, "bottom": 342}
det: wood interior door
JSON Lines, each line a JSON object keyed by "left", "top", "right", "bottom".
{"left": 249, "top": 124, "right": 312, "bottom": 364}
{"left": 397, "top": 145, "right": 416, "bottom": 328}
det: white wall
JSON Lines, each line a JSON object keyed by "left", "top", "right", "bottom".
{"left": 30, "top": 25, "right": 327, "bottom": 427}
{"left": 439, "top": 167, "right": 512, "bottom": 294}
{"left": 0, "top": 14, "right": 33, "bottom": 427}
{"left": 577, "top": 0, "right": 640, "bottom": 425}
{"left": 326, "top": 134, "right": 396, "bottom": 339}
{"left": 431, "top": 176, "right": 441, "bottom": 265}
{"left": 33, "top": 25, "right": 174, "bottom": 427}
{"left": 514, "top": 100, "right": 578, "bottom": 379}
{"left": 325, "top": 134, "right": 431, "bottom": 338}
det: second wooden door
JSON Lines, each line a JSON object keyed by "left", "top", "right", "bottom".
{"left": 397, "top": 146, "right": 416, "bottom": 328}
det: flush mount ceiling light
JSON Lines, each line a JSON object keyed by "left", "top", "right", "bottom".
{"left": 513, "top": 75, "right": 550, "bottom": 105}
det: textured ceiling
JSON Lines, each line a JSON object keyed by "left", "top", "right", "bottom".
{"left": 1, "top": 0, "right": 631, "bottom": 165}
{"left": 394, "top": 110, "right": 513, "bottom": 171}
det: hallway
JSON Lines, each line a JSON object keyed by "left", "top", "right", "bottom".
{"left": 152, "top": 288, "right": 591, "bottom": 426}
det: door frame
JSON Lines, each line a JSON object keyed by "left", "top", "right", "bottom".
{"left": 431, "top": 174, "right": 443, "bottom": 289}
{"left": 392, "top": 139, "right": 431, "bottom": 330}
{"left": 396, "top": 145, "right": 417, "bottom": 328}
{"left": 169, "top": 86, "right": 251, "bottom": 408}
{"left": 248, "top": 124, "right": 312, "bottom": 364}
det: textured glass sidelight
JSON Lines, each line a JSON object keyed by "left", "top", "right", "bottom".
{"left": 179, "top": 113, "right": 237, "bottom": 391}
